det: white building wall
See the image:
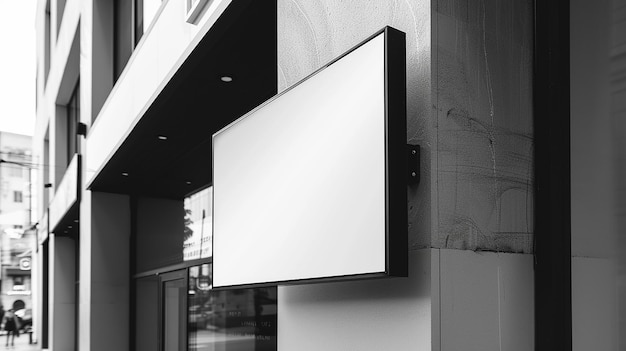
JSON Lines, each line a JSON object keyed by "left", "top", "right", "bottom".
{"left": 34, "top": 0, "right": 82, "bottom": 348}
{"left": 34, "top": 0, "right": 80, "bottom": 196}
{"left": 35, "top": 0, "right": 253, "bottom": 349}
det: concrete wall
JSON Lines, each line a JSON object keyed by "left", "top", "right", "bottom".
{"left": 277, "top": 1, "right": 534, "bottom": 349}
{"left": 278, "top": 0, "right": 533, "bottom": 250}
{"left": 34, "top": 0, "right": 80, "bottom": 210}
{"left": 434, "top": 0, "right": 533, "bottom": 253}
{"left": 79, "top": 191, "right": 130, "bottom": 351}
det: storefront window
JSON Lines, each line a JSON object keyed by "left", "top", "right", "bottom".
{"left": 188, "top": 264, "right": 277, "bottom": 350}
{"left": 183, "top": 187, "right": 212, "bottom": 261}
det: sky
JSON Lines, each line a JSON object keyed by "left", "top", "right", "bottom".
{"left": 0, "top": 0, "right": 37, "bottom": 136}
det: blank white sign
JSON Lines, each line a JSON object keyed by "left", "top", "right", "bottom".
{"left": 213, "top": 31, "right": 389, "bottom": 288}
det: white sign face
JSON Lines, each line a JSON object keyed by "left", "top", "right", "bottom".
{"left": 213, "top": 29, "right": 404, "bottom": 288}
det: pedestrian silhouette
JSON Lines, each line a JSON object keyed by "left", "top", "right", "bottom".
{"left": 3, "top": 309, "right": 20, "bottom": 347}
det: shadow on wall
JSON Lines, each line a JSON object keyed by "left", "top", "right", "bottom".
{"left": 278, "top": 250, "right": 432, "bottom": 350}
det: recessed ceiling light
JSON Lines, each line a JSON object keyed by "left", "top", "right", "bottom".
{"left": 68, "top": 226, "right": 72, "bottom": 229}
{"left": 186, "top": 181, "right": 192, "bottom": 185}
{"left": 74, "top": 219, "right": 79, "bottom": 223}
{"left": 122, "top": 172, "right": 129, "bottom": 176}
{"left": 220, "top": 76, "right": 233, "bottom": 82}
{"left": 158, "top": 135, "right": 167, "bottom": 140}
{"left": 64, "top": 230, "right": 68, "bottom": 234}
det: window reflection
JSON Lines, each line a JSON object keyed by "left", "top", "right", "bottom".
{"left": 188, "top": 264, "right": 277, "bottom": 351}
{"left": 184, "top": 187, "right": 212, "bottom": 261}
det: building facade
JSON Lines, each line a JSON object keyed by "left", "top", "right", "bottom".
{"left": 0, "top": 132, "right": 34, "bottom": 317}
{"left": 33, "top": 0, "right": 623, "bottom": 350}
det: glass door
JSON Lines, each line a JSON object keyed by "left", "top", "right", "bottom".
{"left": 161, "top": 270, "right": 187, "bottom": 351}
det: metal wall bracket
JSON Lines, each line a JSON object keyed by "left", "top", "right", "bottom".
{"left": 77, "top": 122, "right": 87, "bottom": 137}
{"left": 407, "top": 144, "right": 420, "bottom": 185}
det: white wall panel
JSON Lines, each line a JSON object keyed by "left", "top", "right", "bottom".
{"left": 439, "top": 249, "right": 534, "bottom": 351}
{"left": 572, "top": 257, "right": 617, "bottom": 351}
{"left": 278, "top": 250, "right": 432, "bottom": 351}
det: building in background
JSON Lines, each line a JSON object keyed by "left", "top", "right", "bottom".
{"left": 0, "top": 132, "right": 34, "bottom": 316}
{"left": 32, "top": 1, "right": 623, "bottom": 351}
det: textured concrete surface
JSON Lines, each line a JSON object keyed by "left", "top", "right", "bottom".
{"left": 435, "top": 0, "right": 534, "bottom": 252}
{"left": 278, "top": 0, "right": 534, "bottom": 253}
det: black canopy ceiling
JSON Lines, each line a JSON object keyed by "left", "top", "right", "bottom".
{"left": 88, "top": 0, "right": 277, "bottom": 199}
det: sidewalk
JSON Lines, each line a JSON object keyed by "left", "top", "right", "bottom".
{"left": 0, "top": 332, "right": 38, "bottom": 351}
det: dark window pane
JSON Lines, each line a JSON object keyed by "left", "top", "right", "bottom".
{"left": 13, "top": 191, "right": 23, "bottom": 203}
{"left": 66, "top": 80, "right": 79, "bottom": 163}
{"left": 135, "top": 0, "right": 161, "bottom": 44}
{"left": 114, "top": 0, "right": 133, "bottom": 81}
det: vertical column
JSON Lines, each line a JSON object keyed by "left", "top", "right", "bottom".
{"left": 79, "top": 191, "right": 130, "bottom": 351}
{"left": 570, "top": 0, "right": 618, "bottom": 349}
{"left": 612, "top": 0, "right": 626, "bottom": 346}
{"left": 49, "top": 234, "right": 76, "bottom": 351}
{"left": 34, "top": 240, "right": 46, "bottom": 348}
